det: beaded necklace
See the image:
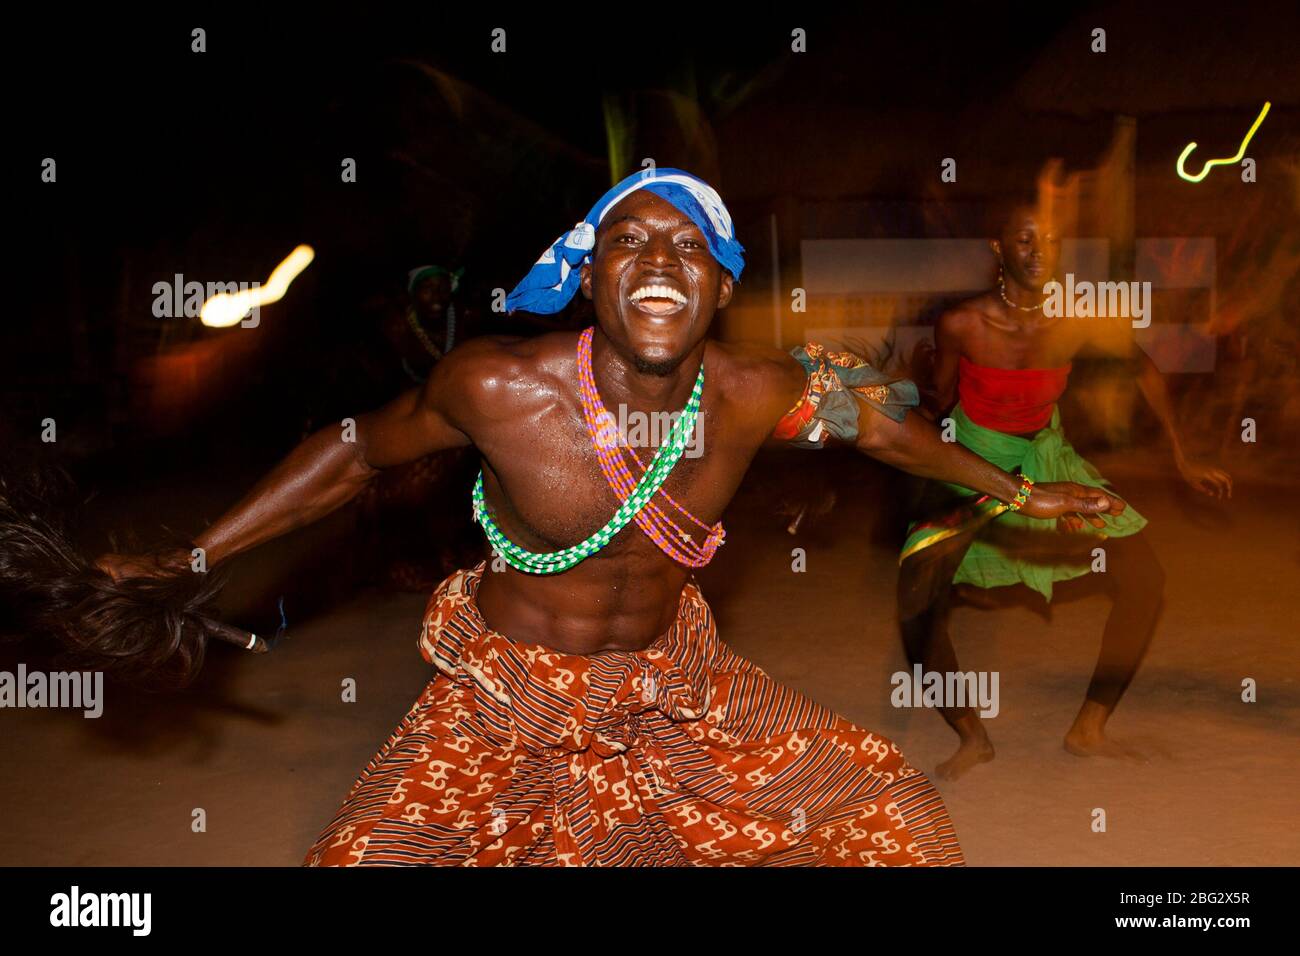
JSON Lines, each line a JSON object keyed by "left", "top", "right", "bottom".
{"left": 576, "top": 328, "right": 724, "bottom": 567}
{"left": 997, "top": 265, "right": 1047, "bottom": 313}
{"left": 405, "top": 307, "right": 446, "bottom": 359}
{"left": 471, "top": 327, "right": 711, "bottom": 574}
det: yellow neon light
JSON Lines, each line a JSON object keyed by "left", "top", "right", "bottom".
{"left": 1176, "top": 102, "right": 1271, "bottom": 183}
{"left": 200, "top": 245, "right": 316, "bottom": 328}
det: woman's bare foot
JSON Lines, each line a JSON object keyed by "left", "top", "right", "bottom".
{"left": 936, "top": 736, "right": 996, "bottom": 780}
{"left": 936, "top": 714, "right": 995, "bottom": 780}
{"left": 1063, "top": 727, "right": 1148, "bottom": 761}
{"left": 1064, "top": 700, "right": 1148, "bottom": 761}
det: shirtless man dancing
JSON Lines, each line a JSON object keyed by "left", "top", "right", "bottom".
{"left": 97, "top": 170, "right": 1122, "bottom": 866}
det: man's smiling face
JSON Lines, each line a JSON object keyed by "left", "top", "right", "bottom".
{"left": 579, "top": 189, "right": 733, "bottom": 376}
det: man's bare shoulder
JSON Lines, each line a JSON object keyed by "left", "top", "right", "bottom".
{"left": 709, "top": 339, "right": 807, "bottom": 426}
{"left": 432, "top": 331, "right": 581, "bottom": 423}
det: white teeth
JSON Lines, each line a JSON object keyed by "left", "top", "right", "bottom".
{"left": 629, "top": 284, "right": 686, "bottom": 304}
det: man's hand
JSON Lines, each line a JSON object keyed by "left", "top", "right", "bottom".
{"left": 1020, "top": 481, "right": 1126, "bottom": 529}
{"left": 94, "top": 548, "right": 192, "bottom": 584}
{"left": 1177, "top": 459, "right": 1233, "bottom": 500}
{"left": 853, "top": 399, "right": 1129, "bottom": 526}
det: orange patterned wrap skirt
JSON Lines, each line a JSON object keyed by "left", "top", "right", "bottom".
{"left": 304, "top": 562, "right": 964, "bottom": 866}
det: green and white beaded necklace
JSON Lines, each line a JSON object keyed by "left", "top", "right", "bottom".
{"left": 471, "top": 334, "right": 705, "bottom": 575}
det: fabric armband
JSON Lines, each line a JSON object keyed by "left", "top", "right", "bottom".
{"left": 772, "top": 342, "right": 920, "bottom": 448}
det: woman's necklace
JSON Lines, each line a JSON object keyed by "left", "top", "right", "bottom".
{"left": 998, "top": 275, "right": 1044, "bottom": 313}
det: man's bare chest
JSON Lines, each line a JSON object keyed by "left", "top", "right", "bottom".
{"left": 474, "top": 401, "right": 748, "bottom": 555}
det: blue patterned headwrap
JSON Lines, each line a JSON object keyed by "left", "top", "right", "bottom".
{"left": 505, "top": 168, "right": 745, "bottom": 315}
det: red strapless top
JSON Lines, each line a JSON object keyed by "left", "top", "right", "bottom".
{"left": 957, "top": 356, "right": 1071, "bottom": 433}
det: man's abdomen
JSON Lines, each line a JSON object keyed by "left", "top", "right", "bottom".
{"left": 473, "top": 546, "right": 692, "bottom": 654}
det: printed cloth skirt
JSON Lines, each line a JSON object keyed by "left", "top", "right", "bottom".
{"left": 304, "top": 562, "right": 964, "bottom": 867}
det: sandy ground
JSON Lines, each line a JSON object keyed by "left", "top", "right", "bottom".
{"left": 1, "top": 453, "right": 1296, "bottom": 866}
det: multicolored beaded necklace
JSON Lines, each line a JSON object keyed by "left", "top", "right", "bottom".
{"left": 577, "top": 327, "right": 724, "bottom": 567}
{"left": 471, "top": 326, "right": 724, "bottom": 575}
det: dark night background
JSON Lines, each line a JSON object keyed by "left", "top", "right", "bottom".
{"left": 0, "top": 1, "right": 1298, "bottom": 871}
{"left": 5, "top": 1, "right": 1298, "bottom": 631}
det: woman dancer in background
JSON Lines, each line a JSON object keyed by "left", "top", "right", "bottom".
{"left": 898, "top": 199, "right": 1232, "bottom": 780}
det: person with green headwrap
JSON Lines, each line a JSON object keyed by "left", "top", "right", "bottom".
{"left": 386, "top": 264, "right": 467, "bottom": 383}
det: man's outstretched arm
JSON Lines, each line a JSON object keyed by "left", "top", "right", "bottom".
{"left": 757, "top": 347, "right": 1121, "bottom": 524}
{"left": 853, "top": 395, "right": 1124, "bottom": 523}
{"left": 97, "top": 340, "right": 487, "bottom": 579}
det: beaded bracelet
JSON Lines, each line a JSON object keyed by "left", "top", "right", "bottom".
{"left": 1007, "top": 474, "right": 1035, "bottom": 512}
